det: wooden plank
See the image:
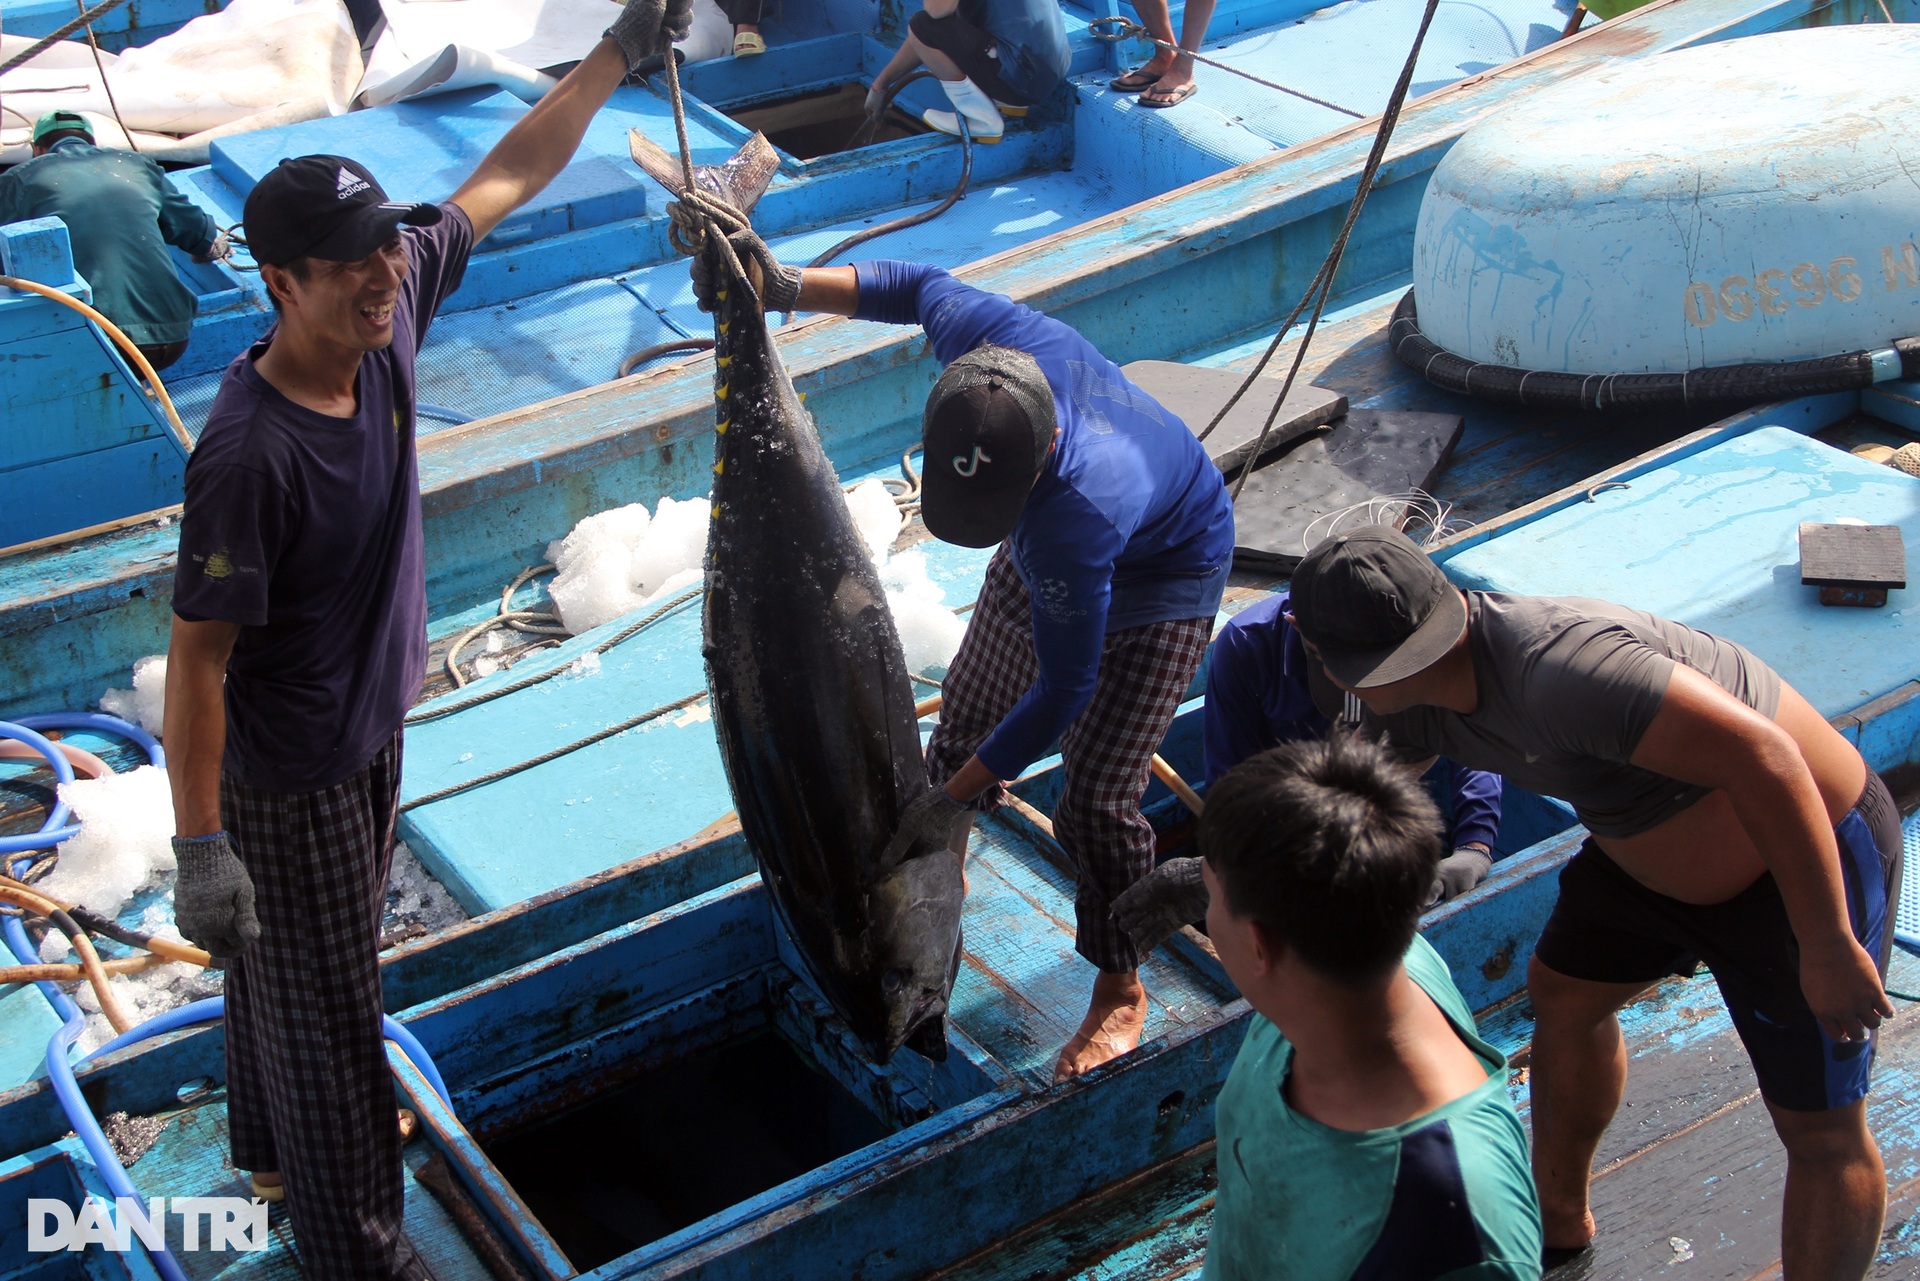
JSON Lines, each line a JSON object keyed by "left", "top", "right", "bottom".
{"left": 929, "top": 1143, "right": 1217, "bottom": 1281}
{"left": 397, "top": 878, "right": 775, "bottom": 1089}
{"left": 454, "top": 968, "right": 774, "bottom": 1141}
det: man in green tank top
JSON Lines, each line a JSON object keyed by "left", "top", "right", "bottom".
{"left": 1198, "top": 735, "right": 1542, "bottom": 1279}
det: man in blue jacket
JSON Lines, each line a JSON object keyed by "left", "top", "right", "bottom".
{"left": 689, "top": 241, "right": 1233, "bottom": 1081}
{"left": 1205, "top": 592, "right": 1504, "bottom": 906}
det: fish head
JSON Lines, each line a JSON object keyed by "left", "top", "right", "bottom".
{"left": 867, "top": 843, "right": 966, "bottom": 1063}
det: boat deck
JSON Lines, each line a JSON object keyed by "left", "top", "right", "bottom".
{"left": 144, "top": 0, "right": 1570, "bottom": 435}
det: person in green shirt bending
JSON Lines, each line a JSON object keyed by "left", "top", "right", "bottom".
{"left": 1192, "top": 735, "right": 1542, "bottom": 1280}
{"left": 0, "top": 110, "right": 230, "bottom": 370}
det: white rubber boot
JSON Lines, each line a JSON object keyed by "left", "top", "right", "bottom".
{"left": 924, "top": 76, "right": 1005, "bottom": 143}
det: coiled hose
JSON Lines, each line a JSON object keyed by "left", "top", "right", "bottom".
{"left": 1389, "top": 289, "right": 1920, "bottom": 410}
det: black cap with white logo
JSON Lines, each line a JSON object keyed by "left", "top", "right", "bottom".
{"left": 241, "top": 155, "right": 442, "bottom": 267}
{"left": 919, "top": 345, "right": 1058, "bottom": 549}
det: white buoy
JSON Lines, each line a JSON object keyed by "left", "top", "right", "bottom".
{"left": 1411, "top": 25, "right": 1920, "bottom": 376}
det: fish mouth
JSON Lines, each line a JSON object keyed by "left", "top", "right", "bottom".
{"left": 879, "top": 991, "right": 949, "bottom": 1063}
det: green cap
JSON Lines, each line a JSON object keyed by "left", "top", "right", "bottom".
{"left": 32, "top": 110, "right": 93, "bottom": 145}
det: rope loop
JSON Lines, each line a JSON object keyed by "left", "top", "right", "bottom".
{"left": 1087, "top": 15, "right": 1144, "bottom": 41}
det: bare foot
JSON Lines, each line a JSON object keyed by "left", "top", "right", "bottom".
{"left": 1052, "top": 970, "right": 1148, "bottom": 1083}
{"left": 1540, "top": 1202, "right": 1596, "bottom": 1253}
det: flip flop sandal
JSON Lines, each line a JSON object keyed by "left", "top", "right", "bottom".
{"left": 1108, "top": 68, "right": 1162, "bottom": 93}
{"left": 1139, "top": 81, "right": 1198, "bottom": 108}
{"left": 732, "top": 30, "right": 766, "bottom": 55}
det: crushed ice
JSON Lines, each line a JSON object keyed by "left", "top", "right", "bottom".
{"left": 98, "top": 655, "right": 167, "bottom": 736}
{"left": 543, "top": 479, "right": 964, "bottom": 673}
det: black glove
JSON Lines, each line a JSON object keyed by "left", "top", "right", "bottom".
{"left": 882, "top": 785, "right": 969, "bottom": 868}
{"left": 171, "top": 831, "right": 261, "bottom": 962}
{"left": 1426, "top": 846, "right": 1492, "bottom": 908}
{"left": 606, "top": 0, "right": 694, "bottom": 68}
{"left": 1112, "top": 857, "right": 1207, "bottom": 955}
{"left": 685, "top": 225, "right": 803, "bottom": 314}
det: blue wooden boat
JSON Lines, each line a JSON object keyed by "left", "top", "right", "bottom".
{"left": 5, "top": 0, "right": 1920, "bottom": 1273}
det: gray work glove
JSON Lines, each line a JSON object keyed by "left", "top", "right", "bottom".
{"left": 171, "top": 832, "right": 261, "bottom": 963}
{"left": 1112, "top": 856, "right": 1207, "bottom": 955}
{"left": 882, "top": 785, "right": 969, "bottom": 867}
{"left": 194, "top": 230, "right": 232, "bottom": 264}
{"left": 684, "top": 226, "right": 803, "bottom": 314}
{"left": 863, "top": 82, "right": 887, "bottom": 117}
{"left": 1426, "top": 846, "right": 1493, "bottom": 908}
{"left": 606, "top": 0, "right": 694, "bottom": 69}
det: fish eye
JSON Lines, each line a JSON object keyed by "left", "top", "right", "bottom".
{"left": 883, "top": 967, "right": 909, "bottom": 994}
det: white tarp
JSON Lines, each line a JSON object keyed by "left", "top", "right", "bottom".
{"left": 0, "top": 0, "right": 359, "bottom": 163}
{"left": 353, "top": 0, "right": 734, "bottom": 109}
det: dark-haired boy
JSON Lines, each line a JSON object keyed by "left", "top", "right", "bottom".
{"left": 1197, "top": 736, "right": 1542, "bottom": 1280}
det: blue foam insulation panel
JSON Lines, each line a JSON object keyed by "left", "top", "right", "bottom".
{"left": 1443, "top": 426, "right": 1920, "bottom": 720}
{"left": 400, "top": 529, "right": 998, "bottom": 913}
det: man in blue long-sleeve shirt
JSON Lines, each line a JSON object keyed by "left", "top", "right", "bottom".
{"left": 690, "top": 242, "right": 1234, "bottom": 1081}
{"left": 1204, "top": 593, "right": 1505, "bottom": 904}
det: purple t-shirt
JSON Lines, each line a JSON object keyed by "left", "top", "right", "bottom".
{"left": 171, "top": 204, "right": 473, "bottom": 792}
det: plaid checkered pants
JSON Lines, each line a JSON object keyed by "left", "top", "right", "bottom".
{"left": 927, "top": 548, "right": 1212, "bottom": 972}
{"left": 222, "top": 733, "right": 425, "bottom": 1280}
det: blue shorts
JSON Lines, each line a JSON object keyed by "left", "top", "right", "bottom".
{"left": 1534, "top": 771, "right": 1903, "bottom": 1112}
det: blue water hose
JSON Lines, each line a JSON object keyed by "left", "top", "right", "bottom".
{"left": 14, "top": 712, "right": 165, "bottom": 769}
{"left": 0, "top": 719, "right": 79, "bottom": 852}
{"left": 2, "top": 712, "right": 451, "bottom": 1274}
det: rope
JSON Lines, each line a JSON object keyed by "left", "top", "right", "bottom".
{"left": 407, "top": 586, "right": 703, "bottom": 724}
{"left": 1087, "top": 16, "right": 1364, "bottom": 118}
{"left": 0, "top": 0, "right": 131, "bottom": 75}
{"left": 805, "top": 71, "right": 975, "bottom": 270}
{"left": 1188, "top": 0, "right": 1445, "bottom": 502}
{"left": 442, "top": 563, "right": 573, "bottom": 690}
{"left": 74, "top": 0, "right": 134, "bottom": 153}
{"left": 399, "top": 690, "right": 710, "bottom": 812}
{"left": 658, "top": 47, "right": 757, "bottom": 291}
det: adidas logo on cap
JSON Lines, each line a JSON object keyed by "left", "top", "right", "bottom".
{"left": 335, "top": 165, "right": 371, "bottom": 200}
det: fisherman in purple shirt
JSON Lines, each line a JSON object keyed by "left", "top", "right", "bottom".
{"left": 1203, "top": 592, "right": 1505, "bottom": 905}
{"left": 160, "top": 3, "right": 689, "bottom": 1272}
{"left": 686, "top": 240, "right": 1234, "bottom": 1082}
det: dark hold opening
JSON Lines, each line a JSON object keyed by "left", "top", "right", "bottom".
{"left": 724, "top": 83, "right": 930, "bottom": 160}
{"left": 1157, "top": 1090, "right": 1186, "bottom": 1120}
{"left": 481, "top": 1030, "right": 891, "bottom": 1270}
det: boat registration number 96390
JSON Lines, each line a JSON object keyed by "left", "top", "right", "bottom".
{"left": 1683, "top": 244, "right": 1920, "bottom": 328}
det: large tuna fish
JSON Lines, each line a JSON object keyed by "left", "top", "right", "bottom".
{"left": 629, "top": 131, "right": 964, "bottom": 1063}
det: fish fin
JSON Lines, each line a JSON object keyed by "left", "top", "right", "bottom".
{"left": 627, "top": 129, "right": 780, "bottom": 216}
{"left": 904, "top": 1015, "right": 949, "bottom": 1061}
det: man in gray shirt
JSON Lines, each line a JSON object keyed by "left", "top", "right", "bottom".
{"left": 1285, "top": 525, "right": 1899, "bottom": 1279}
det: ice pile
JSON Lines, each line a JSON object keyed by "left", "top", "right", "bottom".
{"left": 99, "top": 655, "right": 168, "bottom": 736}
{"left": 545, "top": 498, "right": 710, "bottom": 634}
{"left": 543, "top": 479, "right": 965, "bottom": 672}
{"left": 36, "top": 766, "right": 177, "bottom": 918}
{"left": 843, "top": 479, "right": 966, "bottom": 675}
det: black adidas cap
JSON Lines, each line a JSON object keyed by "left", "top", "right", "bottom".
{"left": 242, "top": 155, "right": 441, "bottom": 267}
